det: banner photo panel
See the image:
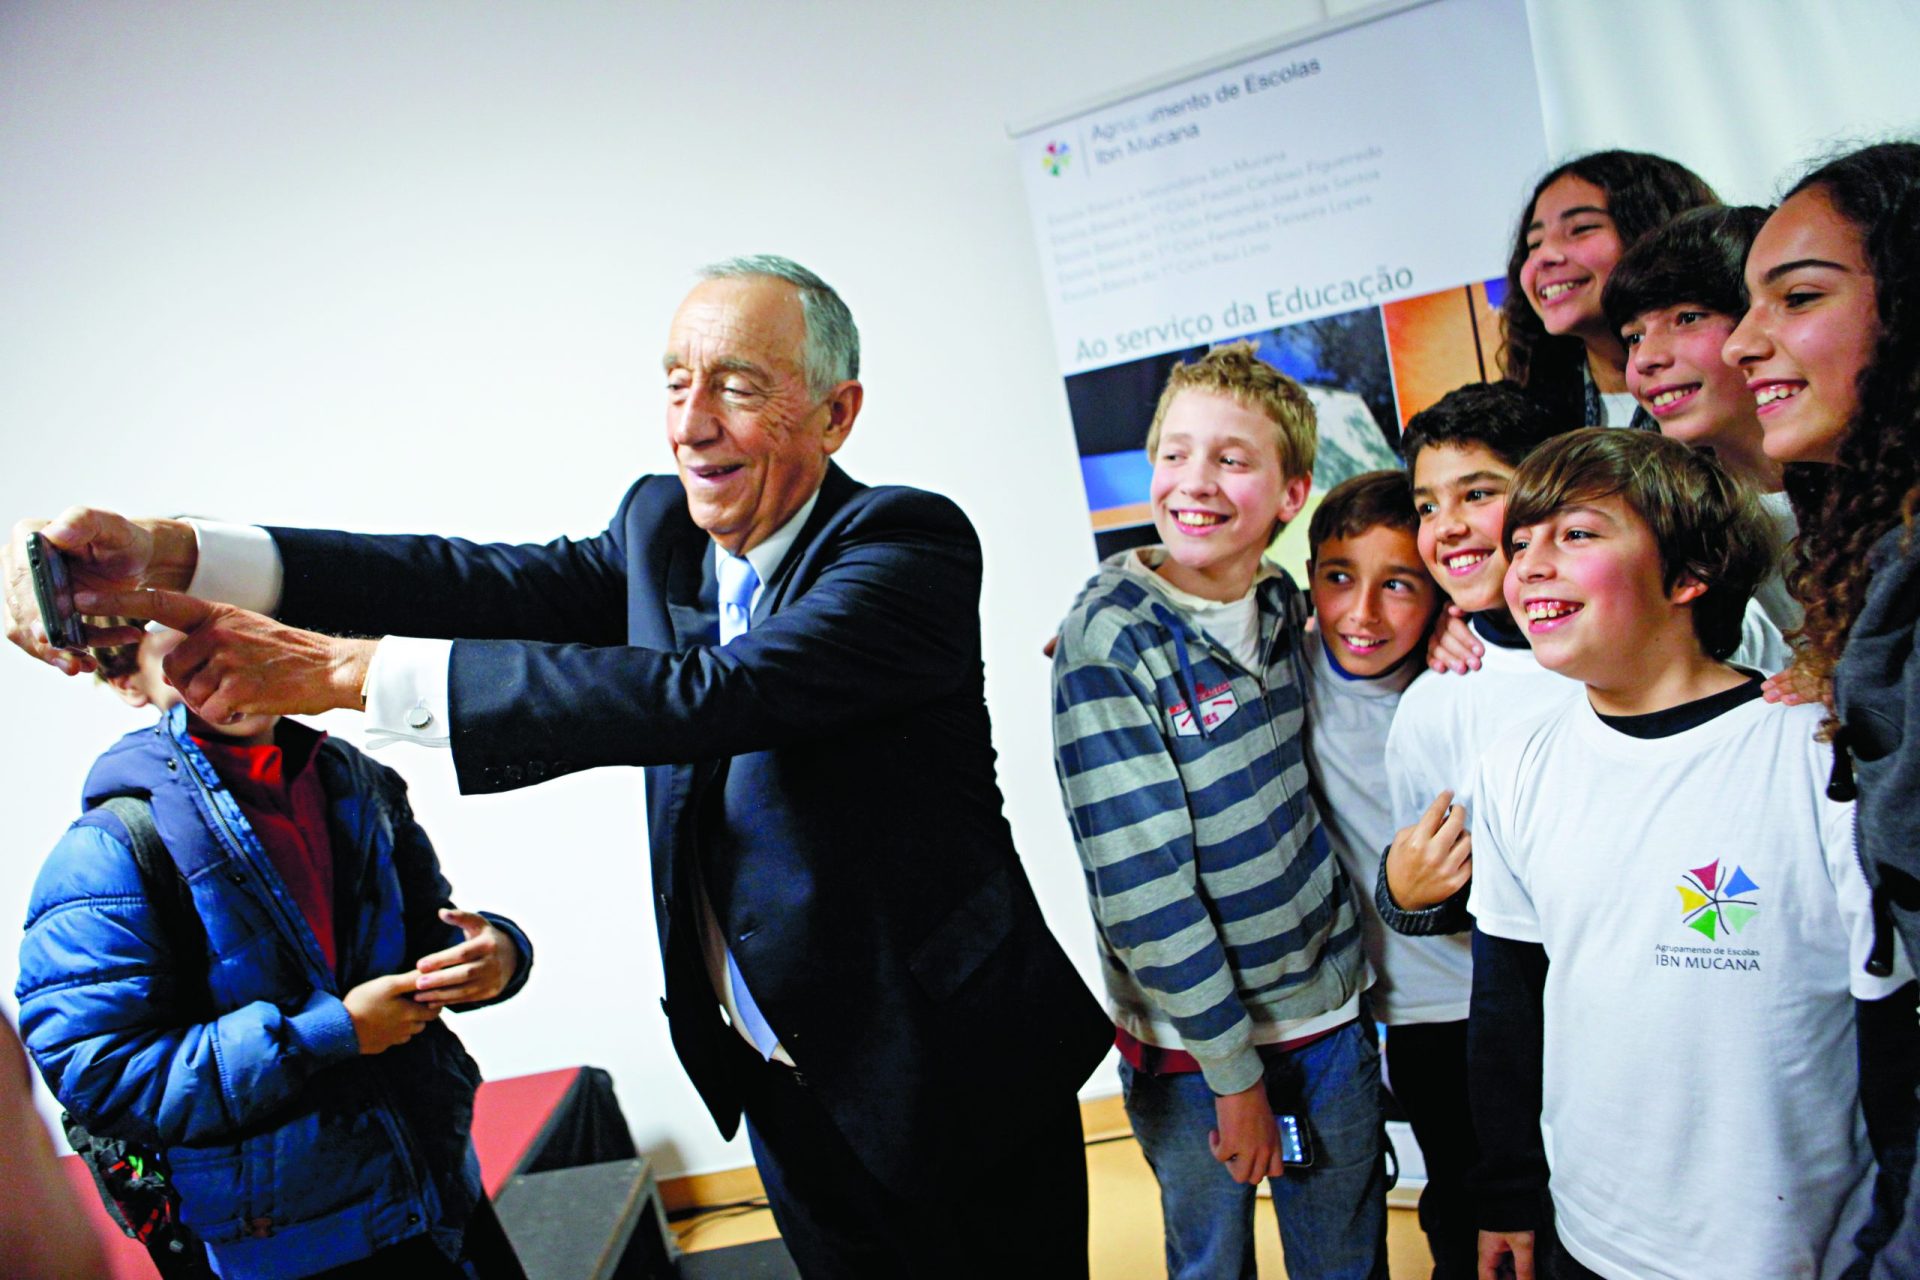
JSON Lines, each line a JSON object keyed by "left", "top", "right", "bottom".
{"left": 1015, "top": 0, "right": 1546, "bottom": 570}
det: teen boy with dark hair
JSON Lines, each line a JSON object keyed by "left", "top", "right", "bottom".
{"left": 1377, "top": 382, "right": 1576, "bottom": 937}
{"left": 1470, "top": 429, "right": 1907, "bottom": 1280}
{"left": 1602, "top": 205, "right": 1800, "bottom": 632}
{"left": 1379, "top": 384, "right": 1788, "bottom": 929}
{"left": 1347, "top": 382, "right": 1570, "bottom": 1277}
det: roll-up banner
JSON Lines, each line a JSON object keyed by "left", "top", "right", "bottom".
{"left": 1013, "top": 0, "right": 1548, "bottom": 571}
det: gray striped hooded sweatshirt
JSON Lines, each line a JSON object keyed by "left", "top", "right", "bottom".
{"left": 1050, "top": 549, "right": 1367, "bottom": 1095}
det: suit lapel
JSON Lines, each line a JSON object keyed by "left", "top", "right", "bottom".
{"left": 665, "top": 527, "right": 719, "bottom": 651}
{"left": 752, "top": 462, "right": 861, "bottom": 627}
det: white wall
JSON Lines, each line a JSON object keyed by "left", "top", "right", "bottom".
{"left": 2, "top": 0, "right": 1913, "bottom": 1180}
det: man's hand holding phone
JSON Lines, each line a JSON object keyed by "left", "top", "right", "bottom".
{"left": 5, "top": 510, "right": 195, "bottom": 672}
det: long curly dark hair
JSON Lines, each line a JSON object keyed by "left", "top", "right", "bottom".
{"left": 1498, "top": 151, "right": 1719, "bottom": 425}
{"left": 1783, "top": 141, "right": 1920, "bottom": 688}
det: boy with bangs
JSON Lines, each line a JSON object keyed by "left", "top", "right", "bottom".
{"left": 1052, "top": 342, "right": 1385, "bottom": 1280}
{"left": 1369, "top": 381, "right": 1574, "bottom": 1277}
{"left": 1469, "top": 429, "right": 1905, "bottom": 1280}
{"left": 1378, "top": 385, "right": 1790, "bottom": 1276}
{"left": 1299, "top": 471, "right": 1464, "bottom": 1272}
{"left": 1603, "top": 205, "right": 1801, "bottom": 632}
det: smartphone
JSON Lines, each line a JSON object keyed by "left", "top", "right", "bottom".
{"left": 27, "top": 532, "right": 86, "bottom": 652}
{"left": 1277, "top": 1113, "right": 1313, "bottom": 1168}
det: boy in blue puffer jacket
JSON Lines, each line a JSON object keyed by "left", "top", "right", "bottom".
{"left": 16, "top": 622, "right": 532, "bottom": 1278}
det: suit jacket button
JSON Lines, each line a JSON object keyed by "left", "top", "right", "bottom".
{"left": 554, "top": 759, "right": 572, "bottom": 776}
{"left": 529, "top": 761, "right": 549, "bottom": 781}
{"left": 504, "top": 764, "right": 524, "bottom": 783}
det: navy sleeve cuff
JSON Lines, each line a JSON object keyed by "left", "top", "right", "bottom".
{"left": 1375, "top": 854, "right": 1472, "bottom": 936}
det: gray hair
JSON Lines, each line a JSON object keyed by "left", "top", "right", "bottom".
{"left": 698, "top": 254, "right": 860, "bottom": 397}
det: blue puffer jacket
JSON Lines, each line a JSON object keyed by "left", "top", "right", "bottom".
{"left": 15, "top": 705, "right": 531, "bottom": 1277}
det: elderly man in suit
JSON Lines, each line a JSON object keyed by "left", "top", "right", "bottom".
{"left": 7, "top": 256, "right": 1110, "bottom": 1277}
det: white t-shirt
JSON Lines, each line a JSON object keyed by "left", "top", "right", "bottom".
{"left": 1383, "top": 640, "right": 1578, "bottom": 998}
{"left": 1377, "top": 609, "right": 1789, "bottom": 1020}
{"left": 1469, "top": 694, "right": 1908, "bottom": 1280}
{"left": 1308, "top": 637, "right": 1477, "bottom": 1024}
{"left": 1119, "top": 549, "right": 1268, "bottom": 672}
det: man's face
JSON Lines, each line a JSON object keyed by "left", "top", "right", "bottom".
{"left": 663, "top": 276, "right": 858, "bottom": 555}
{"left": 1411, "top": 441, "right": 1517, "bottom": 614}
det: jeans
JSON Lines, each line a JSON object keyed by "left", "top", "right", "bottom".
{"left": 1121, "top": 1019, "right": 1388, "bottom": 1280}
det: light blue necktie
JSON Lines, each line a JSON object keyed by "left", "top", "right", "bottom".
{"left": 717, "top": 552, "right": 759, "bottom": 647}
{"left": 715, "top": 552, "right": 779, "bottom": 1056}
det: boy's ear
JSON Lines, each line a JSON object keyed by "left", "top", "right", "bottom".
{"left": 106, "top": 673, "right": 152, "bottom": 709}
{"left": 1668, "top": 575, "right": 1709, "bottom": 606}
{"left": 1277, "top": 473, "right": 1312, "bottom": 527}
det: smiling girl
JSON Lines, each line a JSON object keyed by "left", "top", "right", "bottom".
{"left": 1726, "top": 142, "right": 1920, "bottom": 944}
{"left": 1726, "top": 138, "right": 1920, "bottom": 1274}
{"left": 1499, "top": 151, "right": 1718, "bottom": 430}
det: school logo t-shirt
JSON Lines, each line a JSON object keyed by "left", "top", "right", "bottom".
{"left": 1470, "top": 695, "right": 1906, "bottom": 1280}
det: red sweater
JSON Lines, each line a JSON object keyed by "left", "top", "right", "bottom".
{"left": 191, "top": 719, "right": 337, "bottom": 973}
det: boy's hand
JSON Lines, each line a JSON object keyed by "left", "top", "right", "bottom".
{"left": 414, "top": 909, "right": 520, "bottom": 1006}
{"left": 344, "top": 973, "right": 443, "bottom": 1054}
{"left": 1208, "top": 1081, "right": 1286, "bottom": 1185}
{"left": 5, "top": 511, "right": 194, "bottom": 675}
{"left": 1761, "top": 661, "right": 1830, "bottom": 708}
{"left": 1427, "top": 603, "right": 1484, "bottom": 674}
{"left": 1478, "top": 1228, "right": 1534, "bottom": 1280}
{"left": 1386, "top": 791, "right": 1472, "bottom": 911}
{"left": 74, "top": 588, "right": 376, "bottom": 724}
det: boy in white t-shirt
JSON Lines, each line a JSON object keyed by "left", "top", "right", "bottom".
{"left": 1299, "top": 470, "right": 1465, "bottom": 1270}
{"left": 1379, "top": 384, "right": 1787, "bottom": 928}
{"left": 1469, "top": 429, "right": 1910, "bottom": 1280}
{"left": 1366, "top": 383, "right": 1573, "bottom": 1278}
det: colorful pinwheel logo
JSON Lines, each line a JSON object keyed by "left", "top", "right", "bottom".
{"left": 1675, "top": 859, "right": 1759, "bottom": 941}
{"left": 1043, "top": 141, "right": 1071, "bottom": 177}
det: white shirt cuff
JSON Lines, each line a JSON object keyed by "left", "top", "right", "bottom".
{"left": 363, "top": 637, "right": 455, "bottom": 750}
{"left": 184, "top": 521, "right": 284, "bottom": 613}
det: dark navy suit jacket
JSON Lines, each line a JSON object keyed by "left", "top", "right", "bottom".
{"left": 270, "top": 462, "right": 1108, "bottom": 1199}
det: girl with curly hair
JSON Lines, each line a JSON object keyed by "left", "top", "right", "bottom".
{"left": 1726, "top": 137, "right": 1920, "bottom": 1273}
{"left": 1500, "top": 151, "right": 1718, "bottom": 429}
